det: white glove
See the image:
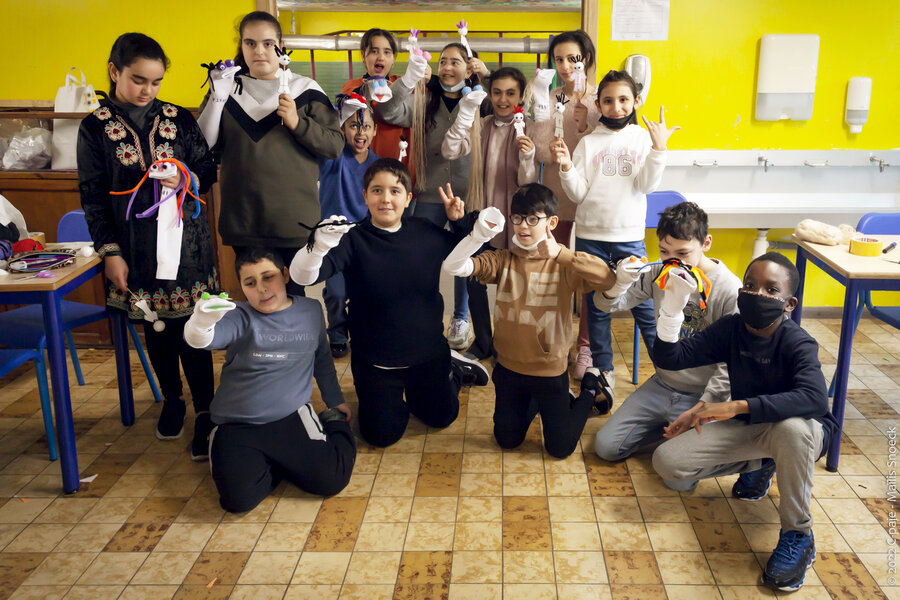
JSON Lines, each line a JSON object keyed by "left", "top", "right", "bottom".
{"left": 184, "top": 292, "right": 236, "bottom": 348}
{"left": 209, "top": 63, "right": 239, "bottom": 102}
{"left": 472, "top": 206, "right": 505, "bottom": 243}
{"left": 605, "top": 256, "right": 645, "bottom": 297}
{"left": 400, "top": 53, "right": 429, "bottom": 89}
{"left": 311, "top": 215, "right": 354, "bottom": 257}
{"left": 531, "top": 68, "right": 556, "bottom": 122}
{"left": 656, "top": 269, "right": 695, "bottom": 343}
{"left": 456, "top": 89, "right": 487, "bottom": 129}
{"left": 198, "top": 62, "right": 239, "bottom": 148}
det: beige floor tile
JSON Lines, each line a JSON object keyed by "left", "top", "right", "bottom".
{"left": 460, "top": 473, "right": 502, "bottom": 496}
{"left": 33, "top": 498, "right": 98, "bottom": 524}
{"left": 597, "top": 522, "right": 651, "bottom": 551}
{"left": 448, "top": 583, "right": 503, "bottom": 599}
{"left": 362, "top": 496, "right": 413, "bottom": 523}
{"left": 502, "top": 583, "right": 558, "bottom": 598}
{"left": 130, "top": 551, "right": 199, "bottom": 585}
{"left": 0, "top": 523, "right": 25, "bottom": 550}
{"left": 63, "top": 584, "right": 126, "bottom": 599}
{"left": 410, "top": 496, "right": 458, "bottom": 522}
{"left": 283, "top": 585, "right": 341, "bottom": 600}
{"left": 503, "top": 452, "right": 544, "bottom": 474}
{"left": 454, "top": 521, "right": 502, "bottom": 551}
{"left": 502, "top": 550, "right": 555, "bottom": 583}
{"left": 547, "top": 473, "right": 592, "bottom": 496}
{"left": 237, "top": 551, "right": 300, "bottom": 585}
{"left": 336, "top": 583, "right": 394, "bottom": 599}
{"left": 221, "top": 496, "right": 277, "bottom": 523}
{"left": 269, "top": 497, "right": 322, "bottom": 523}
{"left": 5, "top": 523, "right": 72, "bottom": 552}
{"left": 76, "top": 551, "right": 148, "bottom": 585}
{"left": 818, "top": 498, "right": 880, "bottom": 524}
{"left": 255, "top": 523, "right": 312, "bottom": 552}
{"left": 555, "top": 551, "right": 608, "bottom": 584}
{"left": 631, "top": 474, "right": 681, "bottom": 497}
{"left": 21, "top": 553, "right": 96, "bottom": 586}
{"left": 645, "top": 522, "right": 702, "bottom": 551}
{"left": 229, "top": 585, "right": 287, "bottom": 600}
{"left": 549, "top": 496, "right": 596, "bottom": 522}
{"left": 451, "top": 550, "right": 502, "bottom": 583}
{"left": 334, "top": 472, "right": 375, "bottom": 497}
{"left": 79, "top": 498, "right": 143, "bottom": 524}
{"left": 376, "top": 453, "right": 421, "bottom": 474}
{"left": 0, "top": 497, "right": 53, "bottom": 523}
{"left": 555, "top": 583, "right": 613, "bottom": 599}
{"left": 835, "top": 523, "right": 894, "bottom": 554}
{"left": 654, "top": 552, "right": 716, "bottom": 585}
{"left": 370, "top": 473, "right": 417, "bottom": 496}
{"left": 404, "top": 522, "right": 455, "bottom": 551}
{"left": 343, "top": 551, "right": 402, "bottom": 584}
{"left": 457, "top": 497, "right": 501, "bottom": 522}
{"left": 7, "top": 585, "right": 70, "bottom": 599}
{"left": 354, "top": 522, "right": 407, "bottom": 551}
{"left": 290, "top": 552, "right": 351, "bottom": 585}
{"left": 551, "top": 522, "right": 602, "bottom": 551}
{"left": 54, "top": 522, "right": 121, "bottom": 553}
{"left": 705, "top": 552, "right": 764, "bottom": 586}
{"left": 461, "top": 453, "right": 502, "bottom": 473}
{"left": 117, "top": 584, "right": 179, "bottom": 600}
{"left": 204, "top": 523, "right": 264, "bottom": 552}
{"left": 663, "top": 584, "right": 723, "bottom": 600}
{"left": 503, "top": 473, "right": 546, "bottom": 496}
{"left": 154, "top": 523, "right": 217, "bottom": 552}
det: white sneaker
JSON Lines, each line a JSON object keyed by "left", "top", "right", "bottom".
{"left": 602, "top": 370, "right": 616, "bottom": 390}
{"left": 573, "top": 345, "right": 592, "bottom": 380}
{"left": 447, "top": 318, "right": 471, "bottom": 350}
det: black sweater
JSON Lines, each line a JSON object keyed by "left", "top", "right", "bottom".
{"left": 653, "top": 315, "right": 838, "bottom": 456}
{"left": 317, "top": 216, "right": 470, "bottom": 367}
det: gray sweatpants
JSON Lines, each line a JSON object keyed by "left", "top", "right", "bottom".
{"left": 652, "top": 417, "right": 825, "bottom": 534}
{"left": 594, "top": 375, "right": 701, "bottom": 462}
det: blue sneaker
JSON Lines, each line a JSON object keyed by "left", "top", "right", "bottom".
{"left": 732, "top": 458, "right": 776, "bottom": 501}
{"left": 763, "top": 529, "right": 816, "bottom": 591}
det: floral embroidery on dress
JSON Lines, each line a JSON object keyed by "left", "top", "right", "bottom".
{"left": 115, "top": 142, "right": 139, "bottom": 166}
{"left": 154, "top": 142, "right": 174, "bottom": 160}
{"left": 94, "top": 106, "right": 112, "bottom": 120}
{"left": 170, "top": 287, "right": 191, "bottom": 311}
{"left": 162, "top": 104, "right": 178, "bottom": 117}
{"left": 104, "top": 120, "right": 126, "bottom": 141}
{"left": 109, "top": 285, "right": 128, "bottom": 304}
{"left": 152, "top": 290, "right": 171, "bottom": 312}
{"left": 158, "top": 119, "right": 177, "bottom": 140}
{"left": 190, "top": 282, "right": 209, "bottom": 302}
{"left": 128, "top": 289, "right": 152, "bottom": 313}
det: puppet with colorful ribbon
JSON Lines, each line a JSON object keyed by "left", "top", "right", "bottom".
{"left": 336, "top": 93, "right": 369, "bottom": 126}
{"left": 456, "top": 20, "right": 473, "bottom": 58}
{"left": 653, "top": 258, "right": 712, "bottom": 310}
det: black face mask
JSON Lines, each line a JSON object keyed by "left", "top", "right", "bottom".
{"left": 599, "top": 114, "right": 632, "bottom": 130}
{"left": 737, "top": 290, "right": 787, "bottom": 330}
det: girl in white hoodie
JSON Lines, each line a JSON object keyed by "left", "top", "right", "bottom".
{"left": 550, "top": 69, "right": 679, "bottom": 398}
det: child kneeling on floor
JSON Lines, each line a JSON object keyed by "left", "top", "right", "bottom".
{"left": 650, "top": 252, "right": 838, "bottom": 592}
{"left": 184, "top": 248, "right": 356, "bottom": 512}
{"left": 442, "top": 183, "right": 615, "bottom": 457}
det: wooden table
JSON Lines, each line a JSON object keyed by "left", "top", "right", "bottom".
{"left": 0, "top": 252, "right": 134, "bottom": 493}
{"left": 791, "top": 234, "right": 900, "bottom": 471}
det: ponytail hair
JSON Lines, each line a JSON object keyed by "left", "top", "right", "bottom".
{"left": 234, "top": 11, "right": 282, "bottom": 76}
{"left": 107, "top": 33, "right": 169, "bottom": 95}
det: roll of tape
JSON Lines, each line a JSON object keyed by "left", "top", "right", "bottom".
{"left": 849, "top": 236, "right": 882, "bottom": 257}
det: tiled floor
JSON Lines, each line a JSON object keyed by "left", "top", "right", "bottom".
{"left": 0, "top": 316, "right": 899, "bottom": 599}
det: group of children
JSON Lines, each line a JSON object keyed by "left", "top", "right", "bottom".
{"left": 75, "top": 13, "right": 838, "bottom": 593}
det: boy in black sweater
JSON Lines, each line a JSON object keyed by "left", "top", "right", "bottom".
{"left": 650, "top": 252, "right": 838, "bottom": 593}
{"left": 290, "top": 159, "right": 488, "bottom": 447}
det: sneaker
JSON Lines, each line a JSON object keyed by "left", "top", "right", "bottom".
{"left": 450, "top": 350, "right": 489, "bottom": 387}
{"left": 732, "top": 458, "right": 776, "bottom": 501}
{"left": 581, "top": 367, "right": 614, "bottom": 414}
{"left": 191, "top": 413, "right": 213, "bottom": 461}
{"left": 156, "top": 399, "right": 186, "bottom": 440}
{"left": 603, "top": 370, "right": 616, "bottom": 391}
{"left": 763, "top": 529, "right": 816, "bottom": 591}
{"left": 573, "top": 345, "right": 592, "bottom": 380}
{"left": 447, "top": 318, "right": 471, "bottom": 350}
{"left": 330, "top": 342, "right": 349, "bottom": 358}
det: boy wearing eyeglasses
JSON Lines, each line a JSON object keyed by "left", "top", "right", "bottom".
{"left": 442, "top": 182, "right": 615, "bottom": 457}
{"left": 317, "top": 98, "right": 379, "bottom": 358}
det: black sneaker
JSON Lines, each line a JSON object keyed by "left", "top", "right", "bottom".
{"left": 582, "top": 368, "right": 614, "bottom": 414}
{"left": 331, "top": 343, "right": 349, "bottom": 358}
{"left": 450, "top": 350, "right": 489, "bottom": 387}
{"left": 732, "top": 458, "right": 776, "bottom": 501}
{"left": 156, "top": 399, "right": 186, "bottom": 440}
{"left": 191, "top": 413, "right": 213, "bottom": 461}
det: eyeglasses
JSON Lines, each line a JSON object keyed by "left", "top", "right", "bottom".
{"left": 510, "top": 214, "right": 548, "bottom": 227}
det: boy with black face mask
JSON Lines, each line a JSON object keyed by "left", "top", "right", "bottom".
{"left": 649, "top": 252, "right": 838, "bottom": 593}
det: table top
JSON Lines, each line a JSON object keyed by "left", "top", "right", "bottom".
{"left": 794, "top": 234, "right": 900, "bottom": 280}
{"left": 0, "top": 248, "right": 101, "bottom": 293}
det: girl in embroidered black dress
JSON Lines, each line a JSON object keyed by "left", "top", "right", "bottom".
{"left": 77, "top": 33, "right": 218, "bottom": 459}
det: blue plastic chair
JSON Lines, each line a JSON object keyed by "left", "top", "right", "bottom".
{"left": 827, "top": 211, "right": 900, "bottom": 397}
{"left": 0, "top": 210, "right": 162, "bottom": 402}
{"left": 0, "top": 349, "right": 57, "bottom": 460}
{"left": 630, "top": 191, "right": 689, "bottom": 384}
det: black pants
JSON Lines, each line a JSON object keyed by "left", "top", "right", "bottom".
{"left": 232, "top": 246, "right": 306, "bottom": 297}
{"left": 210, "top": 405, "right": 357, "bottom": 512}
{"left": 352, "top": 349, "right": 461, "bottom": 447}
{"left": 142, "top": 316, "right": 214, "bottom": 412}
{"left": 466, "top": 277, "right": 494, "bottom": 359}
{"left": 492, "top": 362, "right": 593, "bottom": 458}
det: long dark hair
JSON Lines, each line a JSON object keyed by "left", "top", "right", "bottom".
{"left": 360, "top": 28, "right": 398, "bottom": 57}
{"left": 107, "top": 33, "right": 169, "bottom": 95}
{"left": 597, "top": 69, "right": 640, "bottom": 126}
{"left": 547, "top": 30, "right": 596, "bottom": 70}
{"left": 424, "top": 43, "right": 481, "bottom": 128}
{"left": 234, "top": 11, "right": 282, "bottom": 75}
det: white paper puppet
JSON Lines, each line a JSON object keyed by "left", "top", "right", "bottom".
{"left": 456, "top": 19, "right": 473, "bottom": 58}
{"left": 553, "top": 93, "right": 569, "bottom": 138}
{"left": 337, "top": 93, "right": 368, "bottom": 126}
{"left": 200, "top": 59, "right": 242, "bottom": 96}
{"left": 513, "top": 107, "right": 526, "bottom": 138}
{"left": 368, "top": 76, "right": 393, "bottom": 104}
{"left": 572, "top": 54, "right": 586, "bottom": 94}
{"left": 274, "top": 46, "right": 293, "bottom": 97}
{"left": 398, "top": 136, "right": 408, "bottom": 161}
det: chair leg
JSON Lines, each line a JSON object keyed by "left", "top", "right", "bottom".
{"left": 65, "top": 330, "right": 85, "bottom": 386}
{"left": 632, "top": 321, "right": 640, "bottom": 385}
{"left": 127, "top": 321, "right": 163, "bottom": 403}
{"left": 33, "top": 355, "right": 58, "bottom": 461}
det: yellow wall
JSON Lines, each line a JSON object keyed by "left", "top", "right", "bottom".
{"left": 3, "top": 0, "right": 898, "bottom": 308}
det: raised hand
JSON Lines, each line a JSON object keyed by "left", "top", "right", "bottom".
{"left": 277, "top": 93, "right": 300, "bottom": 131}
{"left": 536, "top": 223, "right": 561, "bottom": 259}
{"left": 400, "top": 51, "right": 429, "bottom": 89}
{"left": 604, "top": 255, "right": 646, "bottom": 297}
{"left": 550, "top": 138, "right": 572, "bottom": 170}
{"left": 439, "top": 183, "right": 466, "bottom": 221}
{"left": 517, "top": 135, "right": 535, "bottom": 154}
{"left": 473, "top": 206, "right": 505, "bottom": 242}
{"left": 313, "top": 215, "right": 354, "bottom": 254}
{"left": 642, "top": 105, "right": 680, "bottom": 151}
{"left": 660, "top": 268, "right": 695, "bottom": 317}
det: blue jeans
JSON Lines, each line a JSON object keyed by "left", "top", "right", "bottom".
{"left": 413, "top": 201, "right": 468, "bottom": 321}
{"left": 323, "top": 273, "right": 348, "bottom": 345}
{"left": 574, "top": 238, "right": 657, "bottom": 371}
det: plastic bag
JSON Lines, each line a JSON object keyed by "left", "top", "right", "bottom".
{"left": 0, "top": 137, "right": 8, "bottom": 166}
{"left": 2, "top": 127, "right": 52, "bottom": 170}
